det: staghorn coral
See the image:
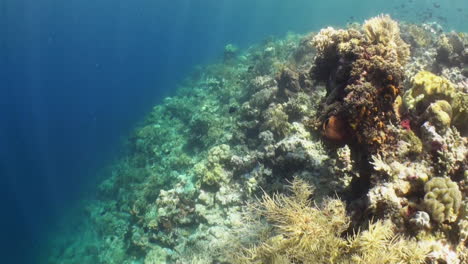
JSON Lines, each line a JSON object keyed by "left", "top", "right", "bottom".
{"left": 424, "top": 177, "right": 462, "bottom": 223}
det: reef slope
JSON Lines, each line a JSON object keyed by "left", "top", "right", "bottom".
{"left": 45, "top": 16, "right": 468, "bottom": 264}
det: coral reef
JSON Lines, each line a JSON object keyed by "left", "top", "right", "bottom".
{"left": 232, "top": 179, "right": 429, "bottom": 264}
{"left": 44, "top": 15, "right": 468, "bottom": 264}
{"left": 311, "top": 14, "right": 409, "bottom": 154}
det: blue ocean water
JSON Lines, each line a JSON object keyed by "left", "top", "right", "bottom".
{"left": 1, "top": 0, "right": 467, "bottom": 263}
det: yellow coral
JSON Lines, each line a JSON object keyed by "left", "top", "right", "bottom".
{"left": 424, "top": 177, "right": 462, "bottom": 223}
{"left": 404, "top": 71, "right": 456, "bottom": 111}
{"left": 194, "top": 144, "right": 231, "bottom": 187}
{"left": 312, "top": 27, "right": 342, "bottom": 53}
{"left": 404, "top": 71, "right": 468, "bottom": 134}
{"left": 423, "top": 100, "right": 453, "bottom": 131}
{"left": 233, "top": 179, "right": 430, "bottom": 264}
{"left": 363, "top": 14, "right": 400, "bottom": 45}
{"left": 363, "top": 14, "right": 410, "bottom": 63}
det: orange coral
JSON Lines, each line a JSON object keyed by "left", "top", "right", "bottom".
{"left": 323, "top": 115, "right": 349, "bottom": 142}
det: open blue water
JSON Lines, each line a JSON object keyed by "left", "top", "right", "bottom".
{"left": 1, "top": 0, "right": 467, "bottom": 262}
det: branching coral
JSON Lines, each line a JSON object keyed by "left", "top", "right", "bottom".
{"left": 363, "top": 14, "right": 410, "bottom": 64}
{"left": 233, "top": 179, "right": 429, "bottom": 264}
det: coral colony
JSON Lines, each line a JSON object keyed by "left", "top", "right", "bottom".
{"left": 48, "top": 15, "right": 468, "bottom": 264}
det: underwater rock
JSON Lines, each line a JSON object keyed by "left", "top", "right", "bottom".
{"left": 311, "top": 15, "right": 409, "bottom": 154}
{"left": 276, "top": 67, "right": 312, "bottom": 99}
{"left": 409, "top": 211, "right": 431, "bottom": 230}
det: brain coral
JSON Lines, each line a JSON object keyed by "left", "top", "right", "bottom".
{"left": 424, "top": 177, "right": 462, "bottom": 223}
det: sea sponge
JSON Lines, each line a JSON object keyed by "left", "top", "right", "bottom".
{"left": 322, "top": 115, "right": 350, "bottom": 142}
{"left": 403, "top": 71, "right": 456, "bottom": 112}
{"left": 424, "top": 177, "right": 462, "bottom": 223}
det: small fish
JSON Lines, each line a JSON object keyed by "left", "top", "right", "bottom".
{"left": 436, "top": 16, "right": 447, "bottom": 22}
{"left": 457, "top": 8, "right": 462, "bottom": 12}
{"left": 433, "top": 3, "right": 440, "bottom": 8}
